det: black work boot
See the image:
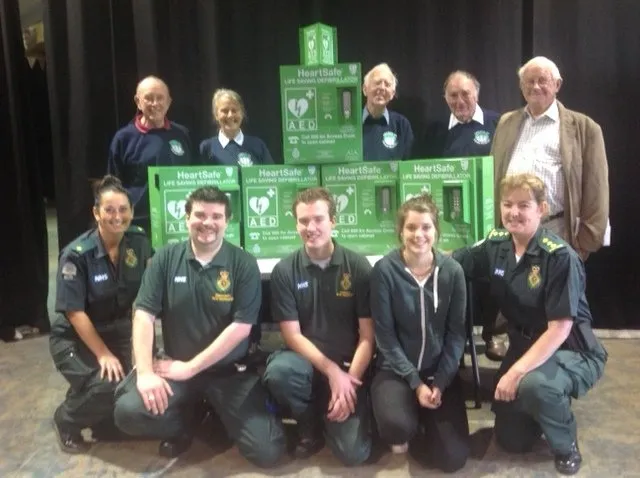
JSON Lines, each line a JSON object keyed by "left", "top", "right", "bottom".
{"left": 53, "top": 407, "right": 90, "bottom": 454}
{"left": 554, "top": 441, "right": 582, "bottom": 475}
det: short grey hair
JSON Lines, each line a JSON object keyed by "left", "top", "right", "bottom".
{"left": 443, "top": 70, "right": 481, "bottom": 95}
{"left": 518, "top": 56, "right": 562, "bottom": 81}
{"left": 363, "top": 63, "right": 398, "bottom": 91}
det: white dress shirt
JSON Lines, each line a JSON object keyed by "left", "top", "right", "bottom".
{"left": 507, "top": 101, "right": 565, "bottom": 216}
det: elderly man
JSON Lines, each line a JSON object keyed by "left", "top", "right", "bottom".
{"left": 107, "top": 76, "right": 193, "bottom": 234}
{"left": 441, "top": 71, "right": 500, "bottom": 157}
{"left": 491, "top": 57, "right": 609, "bottom": 259}
{"left": 426, "top": 71, "right": 505, "bottom": 361}
{"left": 362, "top": 63, "right": 414, "bottom": 161}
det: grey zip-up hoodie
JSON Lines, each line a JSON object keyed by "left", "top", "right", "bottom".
{"left": 371, "top": 249, "right": 467, "bottom": 391}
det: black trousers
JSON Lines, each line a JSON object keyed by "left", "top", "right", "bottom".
{"left": 371, "top": 369, "right": 470, "bottom": 473}
{"left": 49, "top": 318, "right": 132, "bottom": 433}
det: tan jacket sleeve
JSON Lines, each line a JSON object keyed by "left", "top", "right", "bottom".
{"left": 577, "top": 119, "right": 609, "bottom": 252}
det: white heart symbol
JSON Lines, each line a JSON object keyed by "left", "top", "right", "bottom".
{"left": 334, "top": 194, "right": 349, "bottom": 213}
{"left": 167, "top": 200, "right": 186, "bottom": 220}
{"left": 287, "top": 98, "right": 309, "bottom": 118}
{"left": 225, "top": 167, "right": 233, "bottom": 177}
{"left": 307, "top": 166, "right": 316, "bottom": 175}
{"left": 249, "top": 196, "right": 270, "bottom": 215}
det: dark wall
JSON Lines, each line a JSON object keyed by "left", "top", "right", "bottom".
{"left": 40, "top": 0, "right": 640, "bottom": 327}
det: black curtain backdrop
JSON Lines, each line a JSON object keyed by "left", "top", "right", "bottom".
{"left": 0, "top": 0, "right": 49, "bottom": 334}
{"left": 41, "top": 0, "right": 640, "bottom": 327}
{"left": 531, "top": 0, "right": 640, "bottom": 327}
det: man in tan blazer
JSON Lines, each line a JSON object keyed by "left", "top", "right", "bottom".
{"left": 491, "top": 56, "right": 609, "bottom": 260}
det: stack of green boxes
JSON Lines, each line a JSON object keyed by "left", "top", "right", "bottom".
{"left": 145, "top": 24, "right": 495, "bottom": 259}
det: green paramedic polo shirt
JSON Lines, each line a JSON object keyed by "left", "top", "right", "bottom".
{"left": 134, "top": 239, "right": 261, "bottom": 367}
{"left": 270, "top": 241, "right": 372, "bottom": 363}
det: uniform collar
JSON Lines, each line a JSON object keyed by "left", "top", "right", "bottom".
{"left": 448, "top": 105, "right": 485, "bottom": 129}
{"left": 362, "top": 107, "right": 390, "bottom": 125}
{"left": 300, "top": 240, "right": 344, "bottom": 268}
{"left": 185, "top": 239, "right": 229, "bottom": 267}
{"left": 504, "top": 228, "right": 544, "bottom": 258}
{"left": 134, "top": 114, "right": 171, "bottom": 133}
{"left": 90, "top": 228, "right": 128, "bottom": 259}
{"left": 218, "top": 129, "right": 244, "bottom": 147}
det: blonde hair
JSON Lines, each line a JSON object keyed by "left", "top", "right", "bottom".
{"left": 500, "top": 173, "right": 548, "bottom": 205}
{"left": 396, "top": 194, "right": 440, "bottom": 242}
{"left": 211, "top": 88, "right": 246, "bottom": 120}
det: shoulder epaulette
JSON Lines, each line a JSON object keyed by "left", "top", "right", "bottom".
{"left": 486, "top": 228, "right": 511, "bottom": 242}
{"left": 126, "top": 225, "right": 147, "bottom": 236}
{"left": 538, "top": 234, "right": 567, "bottom": 254}
{"left": 67, "top": 236, "right": 97, "bottom": 255}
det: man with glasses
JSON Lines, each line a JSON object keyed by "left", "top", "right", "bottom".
{"left": 491, "top": 56, "right": 609, "bottom": 260}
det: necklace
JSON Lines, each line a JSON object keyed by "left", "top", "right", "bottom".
{"left": 402, "top": 249, "right": 433, "bottom": 280}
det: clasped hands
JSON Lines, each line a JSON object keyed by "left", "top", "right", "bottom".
{"left": 416, "top": 382, "right": 442, "bottom": 409}
{"left": 326, "top": 363, "right": 362, "bottom": 423}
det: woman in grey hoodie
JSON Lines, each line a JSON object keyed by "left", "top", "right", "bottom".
{"left": 370, "top": 194, "right": 470, "bottom": 473}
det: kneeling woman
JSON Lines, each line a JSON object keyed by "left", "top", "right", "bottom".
{"left": 454, "top": 173, "right": 607, "bottom": 476}
{"left": 50, "top": 175, "right": 153, "bottom": 453}
{"left": 370, "top": 194, "right": 470, "bottom": 473}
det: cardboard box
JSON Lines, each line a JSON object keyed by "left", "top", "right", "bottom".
{"left": 147, "top": 166, "right": 241, "bottom": 250}
{"left": 241, "top": 165, "right": 321, "bottom": 258}
{"left": 280, "top": 63, "right": 362, "bottom": 164}
{"left": 321, "top": 162, "right": 400, "bottom": 255}
{"left": 398, "top": 157, "right": 494, "bottom": 251}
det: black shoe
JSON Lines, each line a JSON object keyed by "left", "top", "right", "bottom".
{"left": 485, "top": 339, "right": 507, "bottom": 362}
{"left": 159, "top": 434, "right": 193, "bottom": 458}
{"left": 293, "top": 433, "right": 324, "bottom": 459}
{"left": 554, "top": 442, "right": 582, "bottom": 475}
{"left": 52, "top": 414, "right": 90, "bottom": 454}
{"left": 292, "top": 414, "right": 324, "bottom": 459}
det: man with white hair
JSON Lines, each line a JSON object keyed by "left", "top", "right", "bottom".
{"left": 362, "top": 63, "right": 414, "bottom": 161}
{"left": 491, "top": 56, "right": 609, "bottom": 260}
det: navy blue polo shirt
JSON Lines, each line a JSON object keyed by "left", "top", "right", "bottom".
{"left": 107, "top": 116, "right": 193, "bottom": 231}
{"left": 443, "top": 108, "right": 500, "bottom": 157}
{"left": 363, "top": 108, "right": 414, "bottom": 161}
{"left": 270, "top": 242, "right": 372, "bottom": 362}
{"left": 200, "top": 132, "right": 274, "bottom": 166}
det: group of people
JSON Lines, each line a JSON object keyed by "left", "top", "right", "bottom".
{"left": 105, "top": 55, "right": 609, "bottom": 364}
{"left": 48, "top": 54, "right": 610, "bottom": 475}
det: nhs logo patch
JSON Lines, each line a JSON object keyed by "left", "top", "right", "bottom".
{"left": 297, "top": 281, "right": 309, "bottom": 290}
{"left": 94, "top": 273, "right": 108, "bottom": 283}
{"left": 174, "top": 276, "right": 187, "bottom": 283}
{"left": 493, "top": 268, "right": 505, "bottom": 277}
